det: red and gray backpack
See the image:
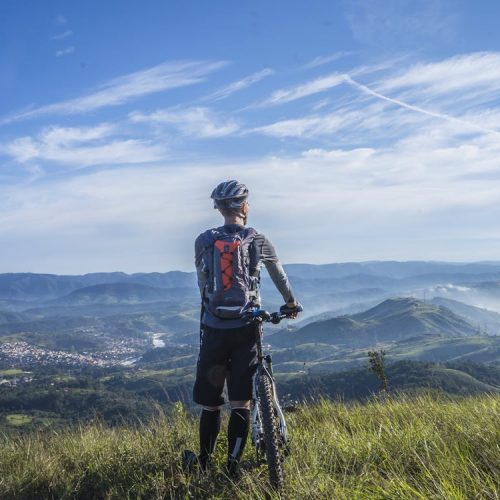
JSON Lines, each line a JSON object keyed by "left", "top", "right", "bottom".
{"left": 199, "top": 227, "right": 259, "bottom": 319}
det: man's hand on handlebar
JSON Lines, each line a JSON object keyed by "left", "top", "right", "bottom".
{"left": 280, "top": 300, "right": 303, "bottom": 319}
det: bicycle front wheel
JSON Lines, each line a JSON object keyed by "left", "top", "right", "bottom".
{"left": 258, "top": 372, "right": 284, "bottom": 492}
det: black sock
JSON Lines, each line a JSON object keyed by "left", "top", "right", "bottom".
{"left": 199, "top": 408, "right": 221, "bottom": 465}
{"left": 227, "top": 408, "right": 250, "bottom": 463}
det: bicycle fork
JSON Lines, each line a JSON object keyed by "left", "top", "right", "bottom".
{"left": 251, "top": 354, "right": 289, "bottom": 456}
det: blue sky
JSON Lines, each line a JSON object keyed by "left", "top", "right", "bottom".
{"left": 1, "top": 0, "right": 500, "bottom": 273}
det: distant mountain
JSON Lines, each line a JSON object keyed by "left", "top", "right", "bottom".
{"left": 431, "top": 297, "right": 500, "bottom": 335}
{"left": 0, "top": 272, "right": 129, "bottom": 300}
{"left": 430, "top": 281, "right": 500, "bottom": 313}
{"left": 275, "top": 274, "right": 399, "bottom": 293}
{"left": 125, "top": 271, "right": 196, "bottom": 289}
{"left": 0, "top": 311, "right": 36, "bottom": 325}
{"left": 283, "top": 261, "right": 500, "bottom": 280}
{"left": 293, "top": 299, "right": 381, "bottom": 328}
{"left": 0, "top": 272, "right": 196, "bottom": 301}
{"left": 473, "top": 281, "right": 500, "bottom": 296}
{"left": 50, "top": 283, "right": 173, "bottom": 306}
{"left": 270, "top": 298, "right": 478, "bottom": 348}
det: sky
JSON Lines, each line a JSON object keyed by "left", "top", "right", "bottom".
{"left": 1, "top": 0, "right": 500, "bottom": 274}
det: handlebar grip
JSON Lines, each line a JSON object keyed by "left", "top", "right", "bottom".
{"left": 280, "top": 303, "right": 304, "bottom": 315}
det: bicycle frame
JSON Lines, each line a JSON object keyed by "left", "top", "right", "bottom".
{"left": 251, "top": 320, "right": 288, "bottom": 457}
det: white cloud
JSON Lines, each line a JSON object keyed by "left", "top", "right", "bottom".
{"left": 3, "top": 134, "right": 500, "bottom": 272}
{"left": 0, "top": 60, "right": 227, "bottom": 125}
{"left": 130, "top": 107, "right": 239, "bottom": 138}
{"left": 39, "top": 124, "right": 115, "bottom": 145}
{"left": 250, "top": 51, "right": 500, "bottom": 141}
{"left": 302, "top": 52, "right": 352, "bottom": 69}
{"left": 3, "top": 51, "right": 500, "bottom": 271}
{"left": 51, "top": 30, "right": 73, "bottom": 40}
{"left": 344, "top": 75, "right": 500, "bottom": 137}
{"left": 55, "top": 46, "right": 75, "bottom": 57}
{"left": 2, "top": 124, "right": 165, "bottom": 166}
{"left": 380, "top": 52, "right": 500, "bottom": 101}
{"left": 257, "top": 72, "right": 345, "bottom": 106}
{"left": 204, "top": 68, "right": 274, "bottom": 101}
{"left": 249, "top": 113, "right": 346, "bottom": 138}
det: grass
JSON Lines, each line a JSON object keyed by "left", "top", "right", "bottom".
{"left": 0, "top": 369, "right": 30, "bottom": 376}
{"left": 0, "top": 394, "right": 498, "bottom": 499}
{"left": 5, "top": 414, "right": 32, "bottom": 427}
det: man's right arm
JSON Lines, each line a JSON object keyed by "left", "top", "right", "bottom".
{"left": 255, "top": 234, "right": 297, "bottom": 306}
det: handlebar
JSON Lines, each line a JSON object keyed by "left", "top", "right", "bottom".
{"left": 244, "top": 304, "right": 303, "bottom": 325}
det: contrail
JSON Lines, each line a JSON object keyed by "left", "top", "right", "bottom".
{"left": 343, "top": 74, "right": 500, "bottom": 137}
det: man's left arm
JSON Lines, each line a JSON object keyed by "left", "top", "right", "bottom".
{"left": 194, "top": 235, "right": 208, "bottom": 300}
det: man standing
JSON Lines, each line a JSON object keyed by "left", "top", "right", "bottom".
{"left": 191, "top": 180, "right": 301, "bottom": 476}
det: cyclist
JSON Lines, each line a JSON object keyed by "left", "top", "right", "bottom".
{"left": 191, "top": 180, "right": 301, "bottom": 476}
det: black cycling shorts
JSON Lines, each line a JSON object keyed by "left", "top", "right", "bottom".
{"left": 193, "top": 323, "right": 258, "bottom": 406}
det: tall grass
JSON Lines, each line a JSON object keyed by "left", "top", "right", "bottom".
{"left": 0, "top": 394, "right": 498, "bottom": 499}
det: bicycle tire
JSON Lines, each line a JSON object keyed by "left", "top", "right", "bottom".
{"left": 258, "top": 372, "right": 284, "bottom": 492}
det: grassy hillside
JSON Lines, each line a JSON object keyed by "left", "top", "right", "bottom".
{"left": 0, "top": 394, "right": 498, "bottom": 499}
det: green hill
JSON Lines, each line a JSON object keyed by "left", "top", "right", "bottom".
{"left": 0, "top": 394, "right": 498, "bottom": 499}
{"left": 270, "top": 336, "right": 500, "bottom": 375}
{"left": 271, "top": 298, "right": 478, "bottom": 348}
{"left": 389, "top": 335, "right": 500, "bottom": 364}
{"left": 276, "top": 359, "right": 500, "bottom": 398}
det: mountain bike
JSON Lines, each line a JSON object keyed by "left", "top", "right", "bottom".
{"left": 244, "top": 305, "right": 302, "bottom": 492}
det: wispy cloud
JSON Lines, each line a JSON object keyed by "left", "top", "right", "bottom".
{"left": 204, "top": 68, "right": 274, "bottom": 101}
{"left": 249, "top": 113, "right": 346, "bottom": 138}
{"left": 130, "top": 107, "right": 239, "bottom": 138}
{"left": 2, "top": 124, "right": 165, "bottom": 166}
{"left": 55, "top": 46, "right": 75, "bottom": 57}
{"left": 344, "top": 75, "right": 500, "bottom": 137}
{"left": 302, "top": 52, "right": 352, "bottom": 69}
{"left": 379, "top": 52, "right": 500, "bottom": 104}
{"left": 0, "top": 60, "right": 227, "bottom": 125}
{"left": 51, "top": 29, "right": 73, "bottom": 40}
{"left": 250, "top": 51, "right": 500, "bottom": 141}
{"left": 257, "top": 72, "right": 345, "bottom": 106}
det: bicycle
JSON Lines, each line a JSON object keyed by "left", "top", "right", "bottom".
{"left": 244, "top": 305, "right": 302, "bottom": 492}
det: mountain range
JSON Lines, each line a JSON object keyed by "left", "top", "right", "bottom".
{"left": 270, "top": 298, "right": 479, "bottom": 348}
{"left": 1, "top": 262, "right": 499, "bottom": 375}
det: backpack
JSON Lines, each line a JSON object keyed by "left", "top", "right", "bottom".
{"left": 199, "top": 227, "right": 259, "bottom": 319}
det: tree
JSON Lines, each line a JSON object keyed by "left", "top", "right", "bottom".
{"left": 368, "top": 350, "right": 388, "bottom": 391}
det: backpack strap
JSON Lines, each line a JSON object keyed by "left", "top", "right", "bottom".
{"left": 240, "top": 228, "right": 259, "bottom": 301}
{"left": 242, "top": 228, "right": 259, "bottom": 277}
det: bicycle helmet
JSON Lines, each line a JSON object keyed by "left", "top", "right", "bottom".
{"left": 210, "top": 180, "right": 248, "bottom": 209}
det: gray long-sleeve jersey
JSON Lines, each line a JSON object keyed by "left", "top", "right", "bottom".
{"left": 195, "top": 223, "right": 295, "bottom": 329}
